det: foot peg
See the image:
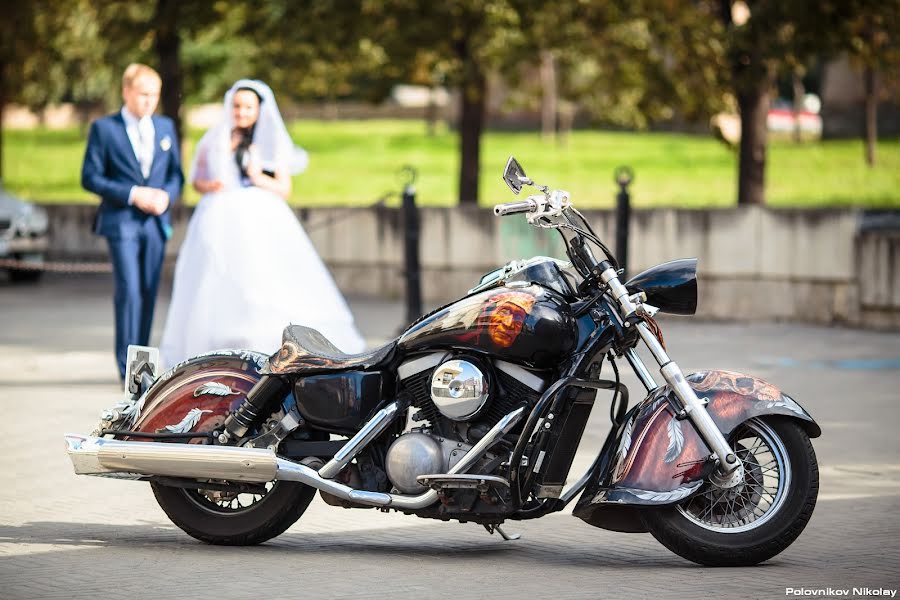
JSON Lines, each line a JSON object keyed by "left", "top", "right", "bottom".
{"left": 483, "top": 523, "right": 521, "bottom": 541}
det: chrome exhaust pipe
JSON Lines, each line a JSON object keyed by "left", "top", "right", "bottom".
{"left": 276, "top": 406, "right": 526, "bottom": 509}
{"left": 64, "top": 404, "right": 526, "bottom": 510}
{"left": 64, "top": 434, "right": 278, "bottom": 482}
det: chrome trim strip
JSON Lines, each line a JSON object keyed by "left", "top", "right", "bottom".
{"left": 397, "top": 352, "right": 448, "bottom": 380}
{"left": 318, "top": 401, "right": 401, "bottom": 479}
{"left": 494, "top": 359, "right": 547, "bottom": 392}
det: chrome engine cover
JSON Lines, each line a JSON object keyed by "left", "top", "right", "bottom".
{"left": 430, "top": 359, "right": 489, "bottom": 421}
{"left": 385, "top": 432, "right": 444, "bottom": 494}
{"left": 385, "top": 431, "right": 473, "bottom": 494}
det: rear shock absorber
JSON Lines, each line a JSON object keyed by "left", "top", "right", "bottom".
{"left": 218, "top": 375, "right": 286, "bottom": 444}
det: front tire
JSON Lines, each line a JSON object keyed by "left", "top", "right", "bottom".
{"left": 151, "top": 479, "right": 316, "bottom": 546}
{"left": 643, "top": 417, "right": 818, "bottom": 566}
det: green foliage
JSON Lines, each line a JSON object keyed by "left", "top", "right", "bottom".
{"left": 6, "top": 0, "right": 899, "bottom": 204}
{"left": 842, "top": 0, "right": 900, "bottom": 93}
{"left": 238, "top": 0, "right": 398, "bottom": 102}
{"left": 509, "top": 1, "right": 730, "bottom": 129}
{"left": 6, "top": 122, "right": 898, "bottom": 208}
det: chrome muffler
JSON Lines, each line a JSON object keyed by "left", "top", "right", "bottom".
{"left": 64, "top": 404, "right": 526, "bottom": 510}
{"left": 65, "top": 434, "right": 278, "bottom": 482}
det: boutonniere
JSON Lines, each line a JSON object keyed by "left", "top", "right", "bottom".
{"left": 160, "top": 136, "right": 172, "bottom": 152}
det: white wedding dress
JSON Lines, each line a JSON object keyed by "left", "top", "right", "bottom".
{"left": 159, "top": 140, "right": 365, "bottom": 369}
{"left": 160, "top": 176, "right": 365, "bottom": 367}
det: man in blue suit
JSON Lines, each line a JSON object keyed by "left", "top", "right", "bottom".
{"left": 81, "top": 63, "right": 184, "bottom": 381}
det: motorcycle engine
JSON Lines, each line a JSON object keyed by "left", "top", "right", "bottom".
{"left": 384, "top": 432, "right": 471, "bottom": 493}
{"left": 386, "top": 354, "right": 545, "bottom": 494}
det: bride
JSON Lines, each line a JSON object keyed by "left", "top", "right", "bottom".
{"left": 160, "top": 79, "right": 366, "bottom": 367}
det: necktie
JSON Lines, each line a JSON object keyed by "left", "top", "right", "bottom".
{"left": 137, "top": 118, "right": 154, "bottom": 178}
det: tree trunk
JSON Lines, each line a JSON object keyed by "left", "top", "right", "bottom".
{"left": 426, "top": 85, "right": 438, "bottom": 137}
{"left": 457, "top": 58, "right": 486, "bottom": 206}
{"left": 0, "top": 61, "right": 5, "bottom": 183}
{"left": 540, "top": 50, "right": 557, "bottom": 141}
{"left": 792, "top": 70, "right": 805, "bottom": 144}
{"left": 154, "top": 0, "right": 183, "bottom": 143}
{"left": 864, "top": 64, "right": 877, "bottom": 167}
{"left": 558, "top": 100, "right": 575, "bottom": 148}
{"left": 736, "top": 77, "right": 771, "bottom": 205}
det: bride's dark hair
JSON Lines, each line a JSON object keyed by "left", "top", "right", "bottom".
{"left": 234, "top": 86, "right": 264, "bottom": 177}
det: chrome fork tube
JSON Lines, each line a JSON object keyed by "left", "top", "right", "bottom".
{"left": 624, "top": 348, "right": 658, "bottom": 392}
{"left": 599, "top": 266, "right": 739, "bottom": 474}
{"left": 318, "top": 401, "right": 401, "bottom": 479}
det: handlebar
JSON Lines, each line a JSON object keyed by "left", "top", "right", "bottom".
{"left": 493, "top": 199, "right": 538, "bottom": 216}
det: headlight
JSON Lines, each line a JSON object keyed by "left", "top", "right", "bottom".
{"left": 17, "top": 204, "right": 48, "bottom": 235}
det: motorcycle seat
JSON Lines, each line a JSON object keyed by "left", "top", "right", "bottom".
{"left": 262, "top": 324, "right": 396, "bottom": 375}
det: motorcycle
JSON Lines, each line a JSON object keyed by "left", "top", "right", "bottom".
{"left": 65, "top": 157, "right": 820, "bottom": 566}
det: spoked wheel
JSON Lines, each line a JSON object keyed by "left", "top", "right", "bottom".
{"left": 183, "top": 481, "right": 276, "bottom": 514}
{"left": 643, "top": 417, "right": 818, "bottom": 566}
{"left": 152, "top": 479, "right": 316, "bottom": 546}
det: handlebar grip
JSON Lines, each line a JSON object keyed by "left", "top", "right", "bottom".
{"left": 494, "top": 199, "right": 537, "bottom": 216}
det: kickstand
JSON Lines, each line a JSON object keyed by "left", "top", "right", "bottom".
{"left": 483, "top": 523, "right": 521, "bottom": 541}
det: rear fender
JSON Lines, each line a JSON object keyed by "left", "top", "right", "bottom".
{"left": 573, "top": 370, "right": 819, "bottom": 528}
{"left": 123, "top": 351, "right": 269, "bottom": 443}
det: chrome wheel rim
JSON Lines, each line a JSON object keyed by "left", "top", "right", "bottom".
{"left": 676, "top": 418, "right": 791, "bottom": 534}
{"left": 184, "top": 481, "right": 275, "bottom": 514}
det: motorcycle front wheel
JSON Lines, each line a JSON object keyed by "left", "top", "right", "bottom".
{"left": 642, "top": 417, "right": 819, "bottom": 566}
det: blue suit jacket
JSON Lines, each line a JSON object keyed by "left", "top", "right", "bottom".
{"left": 81, "top": 112, "right": 184, "bottom": 239}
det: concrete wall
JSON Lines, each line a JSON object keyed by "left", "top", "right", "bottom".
{"left": 39, "top": 203, "right": 900, "bottom": 329}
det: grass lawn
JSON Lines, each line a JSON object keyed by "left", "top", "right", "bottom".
{"left": 4, "top": 120, "right": 898, "bottom": 208}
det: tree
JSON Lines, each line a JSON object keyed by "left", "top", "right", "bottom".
{"left": 0, "top": 2, "right": 39, "bottom": 181}
{"left": 239, "top": 1, "right": 395, "bottom": 105}
{"left": 507, "top": 1, "right": 730, "bottom": 144}
{"left": 93, "top": 1, "right": 242, "bottom": 141}
{"left": 242, "top": 1, "right": 523, "bottom": 206}
{"left": 0, "top": 2, "right": 112, "bottom": 179}
{"left": 373, "top": 1, "right": 524, "bottom": 205}
{"left": 843, "top": 1, "right": 900, "bottom": 166}
{"left": 715, "top": 1, "right": 854, "bottom": 204}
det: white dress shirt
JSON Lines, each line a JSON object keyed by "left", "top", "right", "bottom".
{"left": 121, "top": 107, "right": 155, "bottom": 204}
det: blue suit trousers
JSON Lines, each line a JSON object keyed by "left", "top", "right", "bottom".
{"left": 105, "top": 217, "right": 166, "bottom": 379}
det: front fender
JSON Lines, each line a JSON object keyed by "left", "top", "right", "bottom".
{"left": 573, "top": 370, "right": 819, "bottom": 530}
{"left": 123, "top": 350, "right": 269, "bottom": 443}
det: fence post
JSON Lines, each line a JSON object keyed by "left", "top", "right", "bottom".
{"left": 614, "top": 166, "right": 634, "bottom": 279}
{"left": 401, "top": 167, "right": 422, "bottom": 324}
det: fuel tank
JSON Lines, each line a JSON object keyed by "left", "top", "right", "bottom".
{"left": 398, "top": 283, "right": 577, "bottom": 369}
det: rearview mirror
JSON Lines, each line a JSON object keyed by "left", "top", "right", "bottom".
{"left": 502, "top": 156, "right": 530, "bottom": 195}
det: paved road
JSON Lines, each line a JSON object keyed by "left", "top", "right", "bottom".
{"left": 1, "top": 274, "right": 899, "bottom": 599}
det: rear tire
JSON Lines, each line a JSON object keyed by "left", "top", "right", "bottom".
{"left": 151, "top": 479, "right": 316, "bottom": 546}
{"left": 643, "top": 417, "right": 818, "bottom": 566}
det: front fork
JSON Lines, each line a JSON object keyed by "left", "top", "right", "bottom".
{"left": 599, "top": 264, "right": 743, "bottom": 485}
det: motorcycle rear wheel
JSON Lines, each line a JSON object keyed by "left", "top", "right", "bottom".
{"left": 642, "top": 417, "right": 818, "bottom": 566}
{"left": 151, "top": 479, "right": 316, "bottom": 546}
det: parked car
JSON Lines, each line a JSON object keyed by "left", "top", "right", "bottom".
{"left": 0, "top": 184, "right": 48, "bottom": 282}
